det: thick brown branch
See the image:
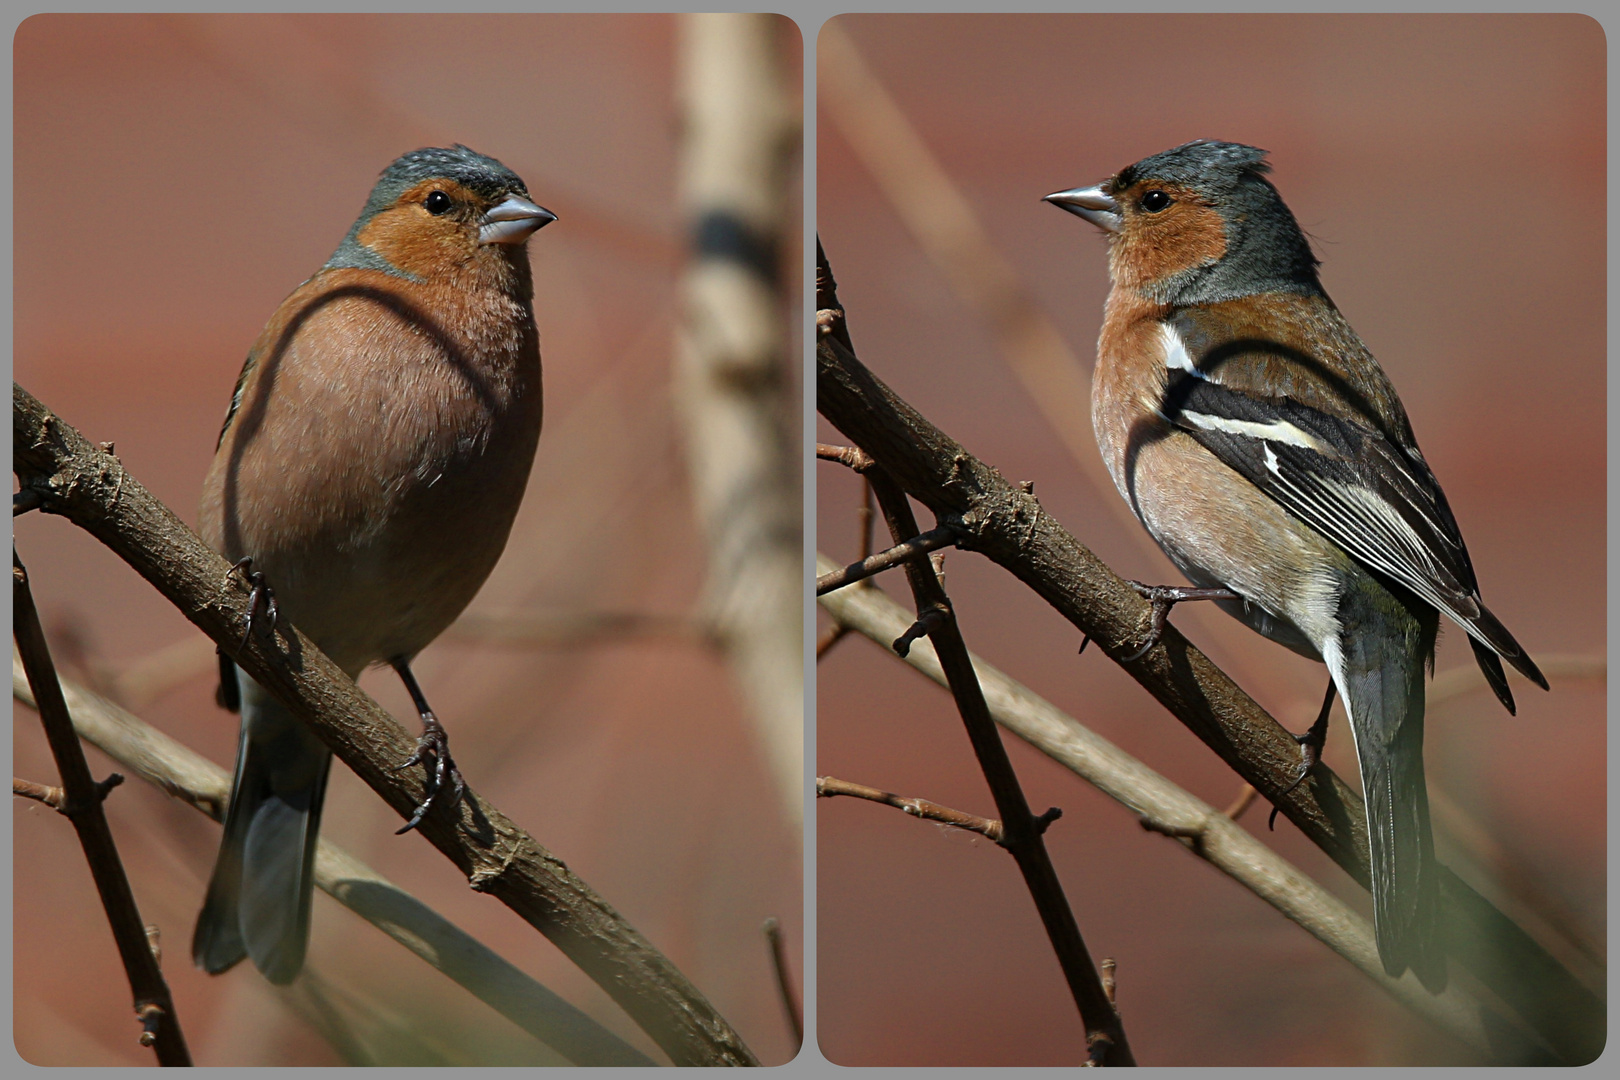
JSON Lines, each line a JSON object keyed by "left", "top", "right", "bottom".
{"left": 14, "top": 551, "right": 191, "bottom": 1065}
{"left": 13, "top": 382, "right": 755, "bottom": 1067}
{"left": 815, "top": 524, "right": 956, "bottom": 595}
{"left": 814, "top": 246, "right": 1599, "bottom": 1064}
{"left": 817, "top": 774, "right": 1004, "bottom": 842}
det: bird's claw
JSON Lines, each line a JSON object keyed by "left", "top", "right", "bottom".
{"left": 226, "top": 556, "right": 278, "bottom": 654}
{"left": 1276, "top": 733, "right": 1321, "bottom": 798}
{"left": 1121, "top": 581, "right": 1239, "bottom": 661}
{"left": 394, "top": 717, "right": 466, "bottom": 834}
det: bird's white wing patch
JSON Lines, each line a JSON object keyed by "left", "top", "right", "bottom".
{"left": 1180, "top": 410, "right": 1328, "bottom": 452}
{"left": 1159, "top": 322, "right": 1202, "bottom": 376}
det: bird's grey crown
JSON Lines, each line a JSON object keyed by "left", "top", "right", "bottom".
{"left": 1111, "top": 140, "right": 1270, "bottom": 195}
{"left": 375, "top": 145, "right": 529, "bottom": 205}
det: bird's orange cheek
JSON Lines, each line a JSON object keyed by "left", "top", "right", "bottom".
{"left": 1111, "top": 204, "right": 1227, "bottom": 292}
{"left": 357, "top": 207, "right": 468, "bottom": 277}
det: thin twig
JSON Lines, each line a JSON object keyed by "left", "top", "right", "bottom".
{"left": 858, "top": 477, "right": 875, "bottom": 559}
{"left": 762, "top": 918, "right": 802, "bottom": 1048}
{"left": 813, "top": 252, "right": 1602, "bottom": 1064}
{"left": 815, "top": 623, "right": 848, "bottom": 660}
{"left": 817, "top": 774, "right": 1004, "bottom": 842}
{"left": 11, "top": 654, "right": 656, "bottom": 1067}
{"left": 816, "top": 442, "right": 874, "bottom": 471}
{"left": 13, "top": 382, "right": 755, "bottom": 1067}
{"left": 815, "top": 524, "right": 956, "bottom": 595}
{"left": 1224, "top": 785, "right": 1258, "bottom": 821}
{"left": 13, "top": 776, "right": 65, "bottom": 809}
{"left": 13, "top": 549, "right": 191, "bottom": 1065}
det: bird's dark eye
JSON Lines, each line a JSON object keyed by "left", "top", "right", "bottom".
{"left": 424, "top": 191, "right": 453, "bottom": 215}
{"left": 1141, "top": 190, "right": 1172, "bottom": 213}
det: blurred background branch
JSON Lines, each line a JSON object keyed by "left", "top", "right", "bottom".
{"left": 675, "top": 13, "right": 804, "bottom": 830}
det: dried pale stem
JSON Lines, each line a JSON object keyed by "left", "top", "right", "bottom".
{"left": 13, "top": 382, "right": 754, "bottom": 1066}
{"left": 817, "top": 774, "right": 1004, "bottom": 842}
{"left": 13, "top": 550, "right": 191, "bottom": 1065}
{"left": 816, "top": 442, "right": 874, "bottom": 471}
{"left": 814, "top": 242, "right": 1601, "bottom": 1065}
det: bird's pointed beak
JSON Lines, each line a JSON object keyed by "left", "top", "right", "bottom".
{"left": 480, "top": 195, "right": 557, "bottom": 245}
{"left": 1043, "top": 185, "right": 1120, "bottom": 234}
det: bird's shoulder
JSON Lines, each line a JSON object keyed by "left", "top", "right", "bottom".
{"left": 1169, "top": 294, "right": 1416, "bottom": 447}
{"left": 216, "top": 263, "right": 535, "bottom": 450}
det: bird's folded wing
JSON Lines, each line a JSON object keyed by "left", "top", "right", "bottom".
{"left": 1161, "top": 371, "right": 1543, "bottom": 690}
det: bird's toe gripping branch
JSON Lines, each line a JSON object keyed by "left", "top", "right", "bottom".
{"left": 389, "top": 658, "right": 468, "bottom": 834}
{"left": 225, "top": 556, "right": 278, "bottom": 654}
{"left": 1120, "top": 581, "right": 1240, "bottom": 662}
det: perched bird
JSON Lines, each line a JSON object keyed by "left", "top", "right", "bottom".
{"left": 193, "top": 145, "right": 555, "bottom": 983}
{"left": 1045, "top": 140, "right": 1546, "bottom": 991}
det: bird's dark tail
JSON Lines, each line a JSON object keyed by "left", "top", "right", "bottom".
{"left": 1332, "top": 584, "right": 1447, "bottom": 993}
{"left": 193, "top": 673, "right": 331, "bottom": 985}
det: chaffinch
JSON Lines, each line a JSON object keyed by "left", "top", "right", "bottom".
{"left": 192, "top": 145, "right": 555, "bottom": 984}
{"left": 1045, "top": 140, "right": 1546, "bottom": 992}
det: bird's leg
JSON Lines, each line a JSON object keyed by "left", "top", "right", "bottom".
{"left": 1121, "top": 581, "right": 1240, "bottom": 662}
{"left": 1281, "top": 680, "right": 1334, "bottom": 794}
{"left": 389, "top": 657, "right": 466, "bottom": 834}
{"left": 1269, "top": 680, "right": 1336, "bottom": 829}
{"left": 225, "top": 556, "right": 278, "bottom": 653}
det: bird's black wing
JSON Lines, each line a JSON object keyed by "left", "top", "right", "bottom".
{"left": 1162, "top": 371, "right": 1546, "bottom": 701}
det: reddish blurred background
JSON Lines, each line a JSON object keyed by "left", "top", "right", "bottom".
{"left": 816, "top": 13, "right": 1604, "bottom": 1067}
{"left": 14, "top": 13, "right": 801, "bottom": 1066}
